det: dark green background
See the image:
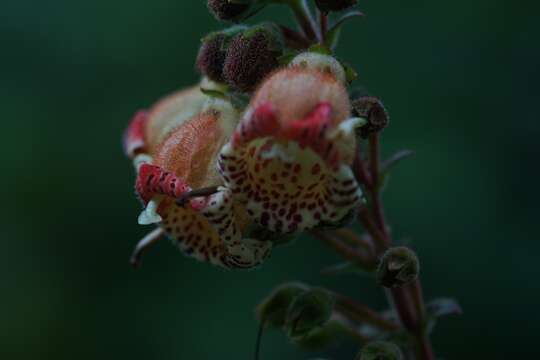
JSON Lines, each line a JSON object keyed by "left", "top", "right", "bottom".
{"left": 2, "top": 0, "right": 538, "bottom": 358}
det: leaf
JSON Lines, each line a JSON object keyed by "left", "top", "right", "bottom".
{"left": 278, "top": 51, "right": 299, "bottom": 65}
{"left": 325, "top": 10, "right": 365, "bottom": 49}
{"left": 381, "top": 150, "right": 415, "bottom": 176}
{"left": 426, "top": 298, "right": 463, "bottom": 318}
{"left": 200, "top": 87, "right": 228, "bottom": 100}
{"left": 425, "top": 298, "right": 462, "bottom": 334}
{"left": 342, "top": 62, "right": 358, "bottom": 83}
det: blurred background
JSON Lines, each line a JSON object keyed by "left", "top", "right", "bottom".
{"left": 1, "top": 0, "right": 538, "bottom": 358}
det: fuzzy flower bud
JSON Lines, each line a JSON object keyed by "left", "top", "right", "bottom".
{"left": 315, "top": 0, "right": 357, "bottom": 13}
{"left": 223, "top": 23, "right": 284, "bottom": 92}
{"left": 257, "top": 283, "right": 309, "bottom": 328}
{"left": 207, "top": 0, "right": 252, "bottom": 22}
{"left": 290, "top": 52, "right": 346, "bottom": 84}
{"left": 352, "top": 96, "right": 389, "bottom": 138}
{"left": 196, "top": 26, "right": 246, "bottom": 83}
{"left": 196, "top": 33, "right": 227, "bottom": 82}
{"left": 356, "top": 341, "right": 403, "bottom": 360}
{"left": 285, "top": 289, "right": 335, "bottom": 338}
{"left": 377, "top": 246, "right": 420, "bottom": 288}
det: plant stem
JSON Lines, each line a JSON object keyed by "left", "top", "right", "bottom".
{"left": 319, "top": 10, "right": 328, "bottom": 42}
{"left": 311, "top": 230, "right": 376, "bottom": 269}
{"left": 284, "top": 0, "right": 320, "bottom": 41}
{"left": 279, "top": 25, "right": 312, "bottom": 49}
{"left": 356, "top": 133, "right": 434, "bottom": 360}
{"left": 334, "top": 294, "right": 400, "bottom": 333}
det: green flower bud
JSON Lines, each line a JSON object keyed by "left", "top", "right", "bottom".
{"left": 196, "top": 26, "right": 247, "bottom": 83}
{"left": 257, "top": 282, "right": 309, "bottom": 328}
{"left": 207, "top": 0, "right": 252, "bottom": 22}
{"left": 356, "top": 341, "right": 403, "bottom": 360}
{"left": 377, "top": 246, "right": 420, "bottom": 288}
{"left": 285, "top": 288, "right": 335, "bottom": 338}
{"left": 223, "top": 23, "right": 284, "bottom": 92}
{"left": 315, "top": 0, "right": 357, "bottom": 13}
{"left": 351, "top": 96, "right": 389, "bottom": 139}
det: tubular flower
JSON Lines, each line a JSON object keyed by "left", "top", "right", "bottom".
{"left": 218, "top": 55, "right": 364, "bottom": 234}
{"left": 123, "top": 81, "right": 272, "bottom": 269}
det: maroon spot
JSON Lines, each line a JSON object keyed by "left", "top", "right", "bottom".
{"left": 311, "top": 163, "right": 321, "bottom": 175}
{"left": 260, "top": 212, "right": 270, "bottom": 226}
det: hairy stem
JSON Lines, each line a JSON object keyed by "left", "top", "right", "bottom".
{"left": 334, "top": 294, "right": 400, "bottom": 333}
{"left": 311, "top": 229, "right": 376, "bottom": 269}
{"left": 356, "top": 134, "right": 434, "bottom": 359}
{"left": 283, "top": 0, "right": 320, "bottom": 41}
{"left": 319, "top": 10, "right": 328, "bottom": 42}
{"left": 279, "top": 25, "right": 312, "bottom": 49}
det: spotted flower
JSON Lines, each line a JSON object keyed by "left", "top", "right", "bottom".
{"left": 124, "top": 53, "right": 365, "bottom": 269}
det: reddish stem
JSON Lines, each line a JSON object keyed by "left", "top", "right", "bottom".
{"left": 319, "top": 10, "right": 328, "bottom": 42}
{"left": 354, "top": 133, "right": 434, "bottom": 360}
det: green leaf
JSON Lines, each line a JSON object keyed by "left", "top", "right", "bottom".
{"left": 200, "top": 87, "right": 228, "bottom": 100}
{"left": 278, "top": 51, "right": 299, "bottom": 65}
{"left": 381, "top": 150, "right": 415, "bottom": 176}
{"left": 425, "top": 298, "right": 462, "bottom": 334}
{"left": 325, "top": 10, "right": 364, "bottom": 50}
{"left": 426, "top": 298, "right": 463, "bottom": 318}
{"left": 342, "top": 62, "right": 358, "bottom": 83}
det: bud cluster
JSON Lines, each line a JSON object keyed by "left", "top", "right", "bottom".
{"left": 197, "top": 23, "right": 284, "bottom": 92}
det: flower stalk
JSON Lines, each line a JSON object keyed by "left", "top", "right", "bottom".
{"left": 353, "top": 133, "right": 435, "bottom": 359}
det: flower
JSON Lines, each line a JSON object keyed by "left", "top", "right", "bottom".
{"left": 218, "top": 56, "right": 364, "bottom": 234}
{"left": 124, "top": 80, "right": 272, "bottom": 269}
{"left": 125, "top": 55, "right": 365, "bottom": 268}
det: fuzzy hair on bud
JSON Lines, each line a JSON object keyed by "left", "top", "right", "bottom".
{"left": 377, "top": 246, "right": 420, "bottom": 288}
{"left": 207, "top": 0, "right": 251, "bottom": 22}
{"left": 290, "top": 52, "right": 347, "bottom": 84}
{"left": 357, "top": 341, "right": 403, "bottom": 360}
{"left": 196, "top": 32, "right": 227, "bottom": 82}
{"left": 196, "top": 26, "right": 247, "bottom": 83}
{"left": 315, "top": 0, "right": 357, "bottom": 13}
{"left": 250, "top": 67, "right": 350, "bottom": 129}
{"left": 352, "top": 96, "right": 389, "bottom": 138}
{"left": 223, "top": 23, "right": 284, "bottom": 92}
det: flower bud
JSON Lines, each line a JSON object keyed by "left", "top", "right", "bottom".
{"left": 207, "top": 0, "right": 252, "bottom": 22}
{"left": 196, "top": 26, "right": 247, "bottom": 83}
{"left": 285, "top": 289, "right": 335, "bottom": 338}
{"left": 377, "top": 246, "right": 419, "bottom": 288}
{"left": 351, "top": 96, "right": 389, "bottom": 138}
{"left": 196, "top": 33, "right": 227, "bottom": 82}
{"left": 356, "top": 341, "right": 403, "bottom": 360}
{"left": 223, "top": 23, "right": 284, "bottom": 92}
{"left": 315, "top": 0, "right": 357, "bottom": 13}
{"left": 290, "top": 52, "right": 346, "bottom": 84}
{"left": 257, "top": 282, "right": 309, "bottom": 328}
